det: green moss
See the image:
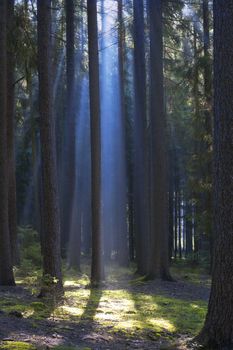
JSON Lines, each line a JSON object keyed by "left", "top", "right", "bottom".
{"left": 0, "top": 298, "right": 29, "bottom": 314}
{"left": 130, "top": 293, "right": 207, "bottom": 335}
{"left": 29, "top": 301, "right": 50, "bottom": 319}
{"left": 0, "top": 264, "right": 208, "bottom": 344}
{"left": 30, "top": 301, "right": 46, "bottom": 311}
{"left": 0, "top": 341, "right": 36, "bottom": 350}
{"left": 57, "top": 283, "right": 206, "bottom": 336}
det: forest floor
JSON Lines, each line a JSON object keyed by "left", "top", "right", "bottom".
{"left": 0, "top": 261, "right": 210, "bottom": 350}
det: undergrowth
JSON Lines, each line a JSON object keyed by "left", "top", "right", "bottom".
{"left": 0, "top": 228, "right": 209, "bottom": 348}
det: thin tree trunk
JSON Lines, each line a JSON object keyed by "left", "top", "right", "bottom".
{"left": 174, "top": 190, "right": 178, "bottom": 259}
{"left": 65, "top": 0, "right": 81, "bottom": 269}
{"left": 168, "top": 173, "right": 174, "bottom": 261}
{"left": 178, "top": 191, "right": 182, "bottom": 259}
{"left": 133, "top": 0, "right": 148, "bottom": 275}
{"left": 7, "top": 0, "right": 19, "bottom": 266}
{"left": 203, "top": 0, "right": 213, "bottom": 271}
{"left": 117, "top": 0, "right": 129, "bottom": 267}
{"left": 185, "top": 200, "right": 193, "bottom": 256}
{"left": 87, "top": 0, "right": 104, "bottom": 285}
{"left": 193, "top": 25, "right": 200, "bottom": 264}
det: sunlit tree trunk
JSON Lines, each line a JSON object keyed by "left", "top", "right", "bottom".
{"left": 197, "top": 1, "right": 233, "bottom": 346}
{"left": 0, "top": 0, "right": 15, "bottom": 286}
{"left": 37, "top": 0, "right": 63, "bottom": 294}
{"left": 87, "top": 0, "right": 104, "bottom": 285}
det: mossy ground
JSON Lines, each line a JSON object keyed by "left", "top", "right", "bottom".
{"left": 0, "top": 342, "right": 36, "bottom": 350}
{"left": 0, "top": 261, "right": 209, "bottom": 349}
{"left": 171, "top": 260, "right": 211, "bottom": 287}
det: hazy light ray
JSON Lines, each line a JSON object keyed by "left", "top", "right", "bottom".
{"left": 67, "top": 76, "right": 90, "bottom": 267}
{"left": 100, "top": 0, "right": 128, "bottom": 262}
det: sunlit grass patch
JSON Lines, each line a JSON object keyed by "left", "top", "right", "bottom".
{"left": 64, "top": 287, "right": 90, "bottom": 299}
{"left": 149, "top": 318, "right": 176, "bottom": 332}
{"left": 59, "top": 305, "right": 84, "bottom": 317}
{"left": 132, "top": 293, "right": 207, "bottom": 335}
{"left": 63, "top": 271, "right": 90, "bottom": 288}
{"left": 1, "top": 266, "right": 208, "bottom": 341}
{"left": 0, "top": 341, "right": 36, "bottom": 350}
{"left": 53, "top": 284, "right": 206, "bottom": 336}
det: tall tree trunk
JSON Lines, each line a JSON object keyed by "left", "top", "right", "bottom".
{"left": 87, "top": 0, "right": 104, "bottom": 285}
{"left": 0, "top": 0, "right": 15, "bottom": 286}
{"left": 148, "top": 0, "right": 171, "bottom": 280}
{"left": 117, "top": 0, "right": 129, "bottom": 267}
{"left": 203, "top": 0, "right": 213, "bottom": 270}
{"left": 133, "top": 0, "right": 148, "bottom": 275}
{"left": 7, "top": 0, "right": 19, "bottom": 266}
{"left": 193, "top": 25, "right": 200, "bottom": 264}
{"left": 197, "top": 1, "right": 233, "bottom": 346}
{"left": 65, "top": 0, "right": 80, "bottom": 269}
{"left": 37, "top": 0, "right": 63, "bottom": 294}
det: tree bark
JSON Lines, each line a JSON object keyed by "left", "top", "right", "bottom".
{"left": 0, "top": 0, "right": 15, "bottom": 286}
{"left": 197, "top": 1, "right": 233, "bottom": 347}
{"left": 203, "top": 0, "right": 213, "bottom": 270}
{"left": 37, "top": 0, "right": 63, "bottom": 294}
{"left": 65, "top": 0, "right": 80, "bottom": 269}
{"left": 133, "top": 0, "right": 148, "bottom": 275}
{"left": 117, "top": 0, "right": 129, "bottom": 267}
{"left": 148, "top": 0, "right": 171, "bottom": 280}
{"left": 7, "top": 0, "right": 19, "bottom": 266}
{"left": 87, "top": 0, "right": 104, "bottom": 285}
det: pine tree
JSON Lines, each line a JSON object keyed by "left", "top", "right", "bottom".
{"left": 197, "top": 1, "right": 233, "bottom": 346}
{"left": 7, "top": 0, "right": 19, "bottom": 266}
{"left": 37, "top": 0, "right": 63, "bottom": 294}
{"left": 87, "top": 0, "right": 104, "bottom": 285}
{"left": 148, "top": 0, "right": 171, "bottom": 280}
{"left": 0, "top": 0, "right": 15, "bottom": 286}
{"left": 133, "top": 0, "right": 149, "bottom": 275}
